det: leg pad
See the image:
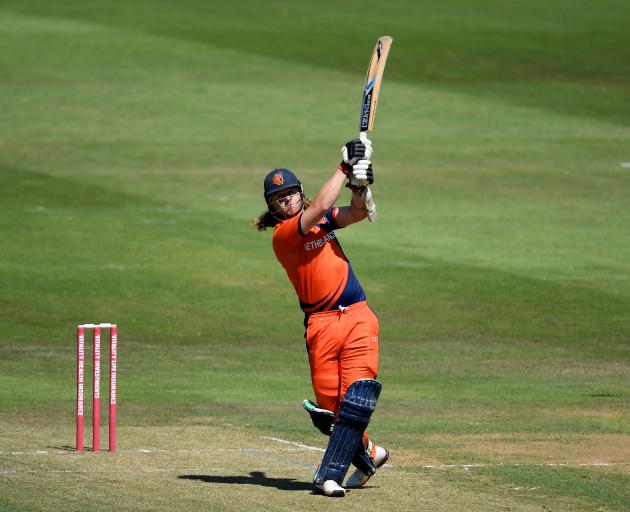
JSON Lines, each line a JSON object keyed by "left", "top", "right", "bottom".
{"left": 313, "top": 379, "right": 381, "bottom": 485}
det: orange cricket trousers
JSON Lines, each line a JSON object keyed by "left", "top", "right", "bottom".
{"left": 305, "top": 301, "right": 379, "bottom": 414}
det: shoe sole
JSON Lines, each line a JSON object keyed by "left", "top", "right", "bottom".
{"left": 314, "top": 484, "right": 346, "bottom": 497}
{"left": 314, "top": 487, "right": 345, "bottom": 497}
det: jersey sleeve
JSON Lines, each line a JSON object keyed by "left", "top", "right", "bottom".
{"left": 325, "top": 207, "right": 342, "bottom": 230}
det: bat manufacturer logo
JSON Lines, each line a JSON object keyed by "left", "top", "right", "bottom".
{"left": 272, "top": 172, "right": 284, "bottom": 186}
{"left": 364, "top": 77, "right": 376, "bottom": 94}
{"left": 360, "top": 91, "right": 372, "bottom": 131}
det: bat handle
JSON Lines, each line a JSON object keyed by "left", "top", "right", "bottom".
{"left": 359, "top": 131, "right": 368, "bottom": 143}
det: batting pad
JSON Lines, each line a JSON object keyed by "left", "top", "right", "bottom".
{"left": 313, "top": 379, "right": 382, "bottom": 485}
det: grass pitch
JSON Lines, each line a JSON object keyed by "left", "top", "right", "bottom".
{"left": 1, "top": 1, "right": 629, "bottom": 511}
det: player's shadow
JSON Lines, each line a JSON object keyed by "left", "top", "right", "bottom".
{"left": 179, "top": 471, "right": 313, "bottom": 492}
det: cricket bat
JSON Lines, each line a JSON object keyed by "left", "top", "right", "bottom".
{"left": 359, "top": 36, "right": 393, "bottom": 142}
{"left": 357, "top": 36, "right": 392, "bottom": 223}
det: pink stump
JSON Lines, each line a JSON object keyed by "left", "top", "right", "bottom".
{"left": 109, "top": 325, "right": 118, "bottom": 452}
{"left": 93, "top": 326, "right": 101, "bottom": 452}
{"left": 76, "top": 326, "right": 85, "bottom": 452}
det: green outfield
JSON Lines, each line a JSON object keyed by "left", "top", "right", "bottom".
{"left": 1, "top": 1, "right": 629, "bottom": 510}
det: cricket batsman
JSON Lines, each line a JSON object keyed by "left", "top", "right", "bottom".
{"left": 252, "top": 138, "right": 388, "bottom": 497}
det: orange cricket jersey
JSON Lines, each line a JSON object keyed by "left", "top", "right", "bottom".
{"left": 272, "top": 208, "right": 366, "bottom": 314}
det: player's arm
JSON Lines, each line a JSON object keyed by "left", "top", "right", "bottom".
{"left": 299, "top": 166, "right": 347, "bottom": 234}
{"left": 334, "top": 189, "right": 369, "bottom": 227}
{"left": 335, "top": 156, "right": 377, "bottom": 227}
{"left": 300, "top": 138, "right": 374, "bottom": 233}
{"left": 299, "top": 138, "right": 368, "bottom": 234}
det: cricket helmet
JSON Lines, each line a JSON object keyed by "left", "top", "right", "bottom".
{"left": 263, "top": 168, "right": 305, "bottom": 219}
{"left": 263, "top": 168, "right": 303, "bottom": 202}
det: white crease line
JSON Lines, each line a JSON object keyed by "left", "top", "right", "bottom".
{"left": 3, "top": 447, "right": 627, "bottom": 471}
{"left": 420, "top": 462, "right": 629, "bottom": 469}
{"left": 261, "top": 436, "right": 395, "bottom": 468}
{"left": 4, "top": 451, "right": 68, "bottom": 456}
{"left": 0, "top": 468, "right": 232, "bottom": 474}
{"left": 422, "top": 464, "right": 487, "bottom": 469}
{"left": 261, "top": 436, "right": 325, "bottom": 452}
{"left": 259, "top": 438, "right": 630, "bottom": 471}
{"left": 134, "top": 448, "right": 253, "bottom": 454}
{"left": 1, "top": 448, "right": 251, "bottom": 456}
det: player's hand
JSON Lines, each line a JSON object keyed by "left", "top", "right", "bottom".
{"left": 342, "top": 138, "right": 373, "bottom": 166}
{"left": 303, "top": 399, "right": 334, "bottom": 436}
{"left": 346, "top": 184, "right": 377, "bottom": 222}
{"left": 352, "top": 159, "right": 374, "bottom": 185}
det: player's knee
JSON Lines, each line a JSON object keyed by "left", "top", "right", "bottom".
{"left": 339, "top": 378, "right": 381, "bottom": 424}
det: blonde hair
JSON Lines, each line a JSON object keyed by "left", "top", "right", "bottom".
{"left": 251, "top": 199, "right": 312, "bottom": 232}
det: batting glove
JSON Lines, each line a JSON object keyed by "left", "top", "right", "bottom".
{"left": 364, "top": 186, "right": 377, "bottom": 222}
{"left": 352, "top": 159, "right": 373, "bottom": 184}
{"left": 303, "top": 399, "right": 334, "bottom": 436}
{"left": 342, "top": 138, "right": 372, "bottom": 166}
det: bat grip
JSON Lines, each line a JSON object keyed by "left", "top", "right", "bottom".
{"left": 359, "top": 131, "right": 368, "bottom": 143}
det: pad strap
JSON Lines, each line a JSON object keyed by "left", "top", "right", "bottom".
{"left": 353, "top": 445, "right": 377, "bottom": 476}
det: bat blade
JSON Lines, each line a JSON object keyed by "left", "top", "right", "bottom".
{"left": 359, "top": 36, "right": 393, "bottom": 139}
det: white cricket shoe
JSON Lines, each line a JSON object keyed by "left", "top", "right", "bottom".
{"left": 314, "top": 479, "right": 345, "bottom": 497}
{"left": 345, "top": 445, "right": 389, "bottom": 489}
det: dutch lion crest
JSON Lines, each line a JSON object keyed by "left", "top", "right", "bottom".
{"left": 272, "top": 171, "right": 284, "bottom": 186}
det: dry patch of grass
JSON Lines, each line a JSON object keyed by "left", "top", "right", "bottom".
{"left": 419, "top": 432, "right": 630, "bottom": 473}
{"left": 0, "top": 422, "right": 589, "bottom": 512}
